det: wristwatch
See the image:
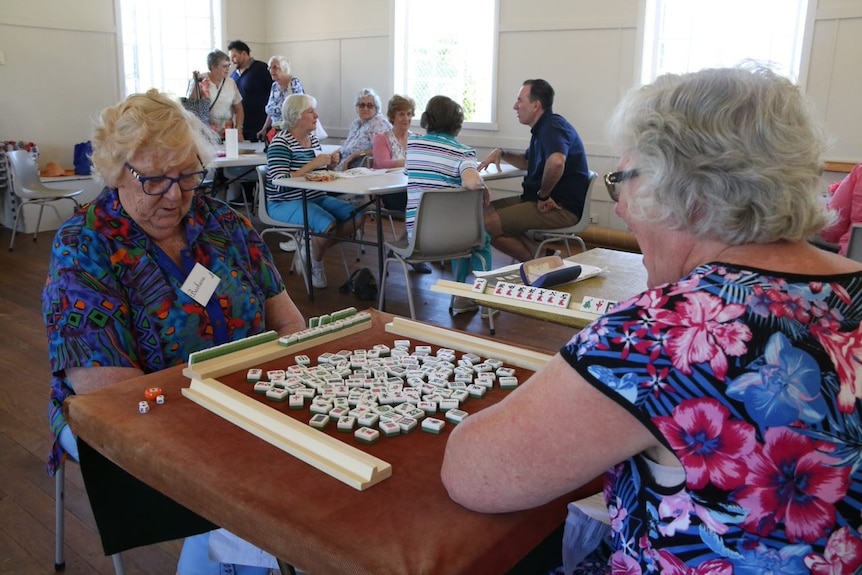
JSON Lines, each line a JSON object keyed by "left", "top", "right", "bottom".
{"left": 537, "top": 191, "right": 550, "bottom": 201}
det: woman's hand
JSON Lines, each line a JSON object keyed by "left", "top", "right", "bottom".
{"left": 478, "top": 148, "right": 502, "bottom": 172}
{"left": 313, "top": 154, "right": 333, "bottom": 170}
{"left": 328, "top": 151, "right": 341, "bottom": 170}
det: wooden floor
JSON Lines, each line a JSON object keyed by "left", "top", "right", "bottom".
{"left": 0, "top": 217, "right": 580, "bottom": 575}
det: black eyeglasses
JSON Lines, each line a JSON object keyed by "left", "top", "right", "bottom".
{"left": 604, "top": 169, "right": 639, "bottom": 202}
{"left": 125, "top": 160, "right": 208, "bottom": 196}
{"left": 356, "top": 102, "right": 376, "bottom": 109}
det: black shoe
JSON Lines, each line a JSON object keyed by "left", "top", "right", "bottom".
{"left": 410, "top": 262, "right": 432, "bottom": 274}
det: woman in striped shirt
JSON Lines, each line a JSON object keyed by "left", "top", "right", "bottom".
{"left": 406, "top": 95, "right": 491, "bottom": 314}
{"left": 265, "top": 94, "right": 362, "bottom": 288}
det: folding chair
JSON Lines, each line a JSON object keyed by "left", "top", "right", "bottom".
{"left": 378, "top": 188, "right": 494, "bottom": 331}
{"left": 6, "top": 150, "right": 82, "bottom": 251}
{"left": 525, "top": 170, "right": 598, "bottom": 258}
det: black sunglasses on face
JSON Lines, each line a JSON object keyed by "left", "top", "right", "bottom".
{"left": 604, "top": 169, "right": 639, "bottom": 202}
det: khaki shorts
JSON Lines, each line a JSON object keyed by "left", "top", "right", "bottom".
{"left": 491, "top": 196, "right": 580, "bottom": 236}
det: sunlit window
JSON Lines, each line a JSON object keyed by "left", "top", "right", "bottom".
{"left": 119, "top": 0, "right": 222, "bottom": 98}
{"left": 393, "top": 0, "right": 497, "bottom": 128}
{"left": 642, "top": 0, "right": 810, "bottom": 83}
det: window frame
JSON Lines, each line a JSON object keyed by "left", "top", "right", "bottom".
{"left": 115, "top": 0, "right": 225, "bottom": 99}
{"left": 390, "top": 0, "right": 500, "bottom": 131}
{"left": 635, "top": 0, "right": 817, "bottom": 87}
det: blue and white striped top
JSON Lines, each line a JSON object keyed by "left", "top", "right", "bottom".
{"left": 405, "top": 132, "right": 478, "bottom": 235}
{"left": 265, "top": 130, "right": 325, "bottom": 202}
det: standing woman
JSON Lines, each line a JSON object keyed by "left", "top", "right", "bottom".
{"left": 257, "top": 55, "right": 304, "bottom": 140}
{"left": 191, "top": 49, "right": 244, "bottom": 141}
{"left": 336, "top": 88, "right": 392, "bottom": 171}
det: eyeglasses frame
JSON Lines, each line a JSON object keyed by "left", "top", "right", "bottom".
{"left": 125, "top": 157, "right": 208, "bottom": 196}
{"left": 604, "top": 169, "right": 639, "bottom": 202}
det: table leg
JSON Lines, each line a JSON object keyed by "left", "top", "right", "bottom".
{"left": 374, "top": 195, "right": 385, "bottom": 285}
{"left": 302, "top": 190, "right": 314, "bottom": 300}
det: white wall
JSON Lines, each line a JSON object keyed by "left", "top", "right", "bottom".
{"left": 0, "top": 0, "right": 120, "bottom": 166}
{"left": 264, "top": 0, "right": 862, "bottom": 231}
{"left": 1, "top": 0, "right": 860, "bottom": 232}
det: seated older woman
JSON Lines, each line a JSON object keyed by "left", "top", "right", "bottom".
{"left": 266, "top": 93, "right": 362, "bottom": 289}
{"left": 43, "top": 89, "right": 305, "bottom": 574}
{"left": 336, "top": 88, "right": 392, "bottom": 171}
{"left": 406, "top": 95, "right": 491, "bottom": 308}
{"left": 442, "top": 65, "right": 862, "bottom": 573}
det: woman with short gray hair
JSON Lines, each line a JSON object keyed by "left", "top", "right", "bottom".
{"left": 442, "top": 65, "right": 862, "bottom": 573}
{"left": 257, "top": 55, "right": 305, "bottom": 139}
{"left": 336, "top": 87, "right": 392, "bottom": 170}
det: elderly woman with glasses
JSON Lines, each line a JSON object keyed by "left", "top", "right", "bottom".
{"left": 191, "top": 49, "right": 245, "bottom": 141}
{"left": 335, "top": 87, "right": 392, "bottom": 171}
{"left": 442, "top": 65, "right": 862, "bottom": 574}
{"left": 42, "top": 88, "right": 305, "bottom": 575}
{"left": 257, "top": 55, "right": 305, "bottom": 140}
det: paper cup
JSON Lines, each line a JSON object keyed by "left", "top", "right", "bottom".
{"left": 225, "top": 129, "right": 239, "bottom": 158}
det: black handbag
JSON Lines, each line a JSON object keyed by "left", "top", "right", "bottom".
{"left": 180, "top": 75, "right": 221, "bottom": 125}
{"left": 339, "top": 267, "right": 378, "bottom": 301}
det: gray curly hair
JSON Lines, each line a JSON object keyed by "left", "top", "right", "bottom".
{"left": 609, "top": 64, "right": 830, "bottom": 245}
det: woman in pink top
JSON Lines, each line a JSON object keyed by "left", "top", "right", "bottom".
{"left": 372, "top": 95, "right": 430, "bottom": 273}
{"left": 821, "top": 162, "right": 862, "bottom": 256}
{"left": 372, "top": 94, "right": 415, "bottom": 214}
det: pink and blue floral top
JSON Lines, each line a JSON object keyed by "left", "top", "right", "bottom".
{"left": 562, "top": 263, "right": 862, "bottom": 574}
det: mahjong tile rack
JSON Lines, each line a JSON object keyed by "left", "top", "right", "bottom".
{"left": 181, "top": 308, "right": 552, "bottom": 491}
{"left": 431, "top": 247, "right": 648, "bottom": 330}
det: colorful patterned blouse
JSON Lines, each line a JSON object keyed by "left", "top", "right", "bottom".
{"left": 562, "top": 263, "right": 862, "bottom": 574}
{"left": 43, "top": 189, "right": 285, "bottom": 475}
{"left": 264, "top": 77, "right": 305, "bottom": 126}
{"left": 336, "top": 113, "right": 392, "bottom": 171}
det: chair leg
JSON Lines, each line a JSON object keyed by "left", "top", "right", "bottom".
{"left": 400, "top": 260, "right": 416, "bottom": 319}
{"left": 388, "top": 215, "right": 397, "bottom": 242}
{"left": 9, "top": 201, "right": 23, "bottom": 251}
{"left": 54, "top": 458, "right": 126, "bottom": 574}
{"left": 337, "top": 245, "right": 351, "bottom": 279}
{"left": 574, "top": 236, "right": 586, "bottom": 253}
{"left": 55, "top": 463, "right": 65, "bottom": 571}
{"left": 377, "top": 258, "right": 389, "bottom": 312}
{"left": 33, "top": 204, "right": 48, "bottom": 241}
{"left": 111, "top": 553, "right": 126, "bottom": 575}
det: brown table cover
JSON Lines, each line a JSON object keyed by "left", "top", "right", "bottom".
{"left": 66, "top": 310, "right": 601, "bottom": 574}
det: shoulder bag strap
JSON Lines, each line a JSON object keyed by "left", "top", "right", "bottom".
{"left": 209, "top": 79, "right": 225, "bottom": 112}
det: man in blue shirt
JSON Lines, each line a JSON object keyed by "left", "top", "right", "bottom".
{"left": 228, "top": 40, "right": 272, "bottom": 142}
{"left": 479, "top": 79, "right": 591, "bottom": 262}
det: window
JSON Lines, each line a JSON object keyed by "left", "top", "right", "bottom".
{"left": 393, "top": 0, "right": 498, "bottom": 128}
{"left": 641, "top": 0, "right": 811, "bottom": 84}
{"left": 119, "top": 0, "right": 222, "bottom": 98}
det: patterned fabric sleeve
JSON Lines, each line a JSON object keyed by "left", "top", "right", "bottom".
{"left": 557, "top": 263, "right": 862, "bottom": 573}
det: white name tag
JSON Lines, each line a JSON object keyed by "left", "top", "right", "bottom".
{"left": 180, "top": 262, "right": 220, "bottom": 306}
